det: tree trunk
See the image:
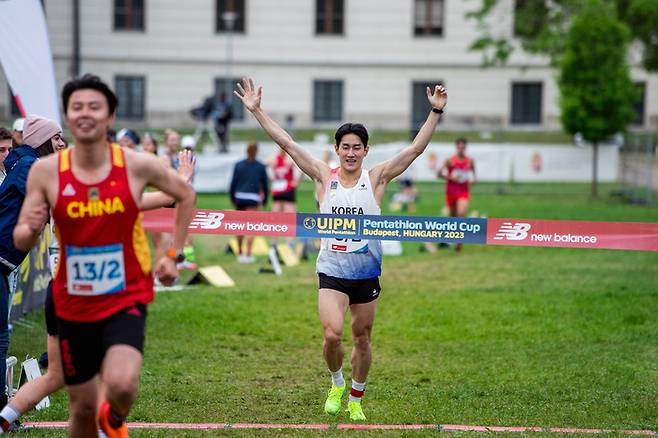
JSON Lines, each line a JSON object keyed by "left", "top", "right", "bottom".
{"left": 591, "top": 141, "right": 599, "bottom": 198}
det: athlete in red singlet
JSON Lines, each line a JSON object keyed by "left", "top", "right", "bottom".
{"left": 51, "top": 144, "right": 154, "bottom": 322}
{"left": 439, "top": 138, "right": 476, "bottom": 251}
{"left": 267, "top": 149, "right": 302, "bottom": 247}
{"left": 14, "top": 74, "right": 195, "bottom": 438}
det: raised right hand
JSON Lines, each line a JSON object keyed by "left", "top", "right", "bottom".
{"left": 177, "top": 149, "right": 196, "bottom": 183}
{"left": 234, "top": 77, "right": 262, "bottom": 113}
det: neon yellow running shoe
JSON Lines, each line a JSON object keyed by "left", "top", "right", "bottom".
{"left": 183, "top": 245, "right": 196, "bottom": 262}
{"left": 323, "top": 384, "right": 345, "bottom": 415}
{"left": 347, "top": 401, "right": 366, "bottom": 421}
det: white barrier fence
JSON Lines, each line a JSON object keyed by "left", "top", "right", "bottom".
{"left": 191, "top": 141, "right": 619, "bottom": 193}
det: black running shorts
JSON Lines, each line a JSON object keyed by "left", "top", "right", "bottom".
{"left": 318, "top": 273, "right": 381, "bottom": 305}
{"left": 57, "top": 304, "right": 147, "bottom": 385}
{"left": 273, "top": 189, "right": 296, "bottom": 203}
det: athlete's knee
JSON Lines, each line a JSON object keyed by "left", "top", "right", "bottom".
{"left": 107, "top": 378, "right": 138, "bottom": 403}
{"left": 43, "top": 370, "right": 65, "bottom": 393}
{"left": 323, "top": 327, "right": 343, "bottom": 348}
{"left": 352, "top": 330, "right": 371, "bottom": 350}
{"left": 104, "top": 369, "right": 139, "bottom": 405}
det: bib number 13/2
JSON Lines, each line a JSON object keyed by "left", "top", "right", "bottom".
{"left": 66, "top": 243, "right": 126, "bottom": 296}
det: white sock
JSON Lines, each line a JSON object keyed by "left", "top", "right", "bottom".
{"left": 0, "top": 404, "right": 20, "bottom": 433}
{"left": 349, "top": 379, "right": 365, "bottom": 403}
{"left": 330, "top": 367, "right": 344, "bottom": 387}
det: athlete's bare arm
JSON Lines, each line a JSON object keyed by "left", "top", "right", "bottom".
{"left": 234, "top": 78, "right": 330, "bottom": 188}
{"left": 370, "top": 85, "right": 447, "bottom": 201}
{"left": 13, "top": 158, "right": 58, "bottom": 251}
{"left": 141, "top": 150, "right": 195, "bottom": 211}
{"left": 124, "top": 148, "right": 195, "bottom": 284}
{"left": 470, "top": 161, "right": 477, "bottom": 184}
{"left": 438, "top": 159, "right": 451, "bottom": 180}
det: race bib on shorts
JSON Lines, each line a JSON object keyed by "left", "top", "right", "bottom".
{"left": 325, "top": 238, "right": 369, "bottom": 254}
{"left": 272, "top": 179, "right": 288, "bottom": 193}
{"left": 451, "top": 168, "right": 470, "bottom": 184}
{"left": 66, "top": 243, "right": 126, "bottom": 296}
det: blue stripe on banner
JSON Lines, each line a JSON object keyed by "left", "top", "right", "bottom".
{"left": 296, "top": 213, "right": 487, "bottom": 244}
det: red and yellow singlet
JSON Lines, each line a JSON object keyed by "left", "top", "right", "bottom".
{"left": 52, "top": 144, "right": 153, "bottom": 322}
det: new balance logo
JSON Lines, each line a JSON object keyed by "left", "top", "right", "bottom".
{"left": 189, "top": 212, "right": 224, "bottom": 230}
{"left": 62, "top": 183, "right": 76, "bottom": 196}
{"left": 493, "top": 222, "right": 531, "bottom": 241}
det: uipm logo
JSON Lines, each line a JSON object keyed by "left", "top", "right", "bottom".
{"left": 493, "top": 222, "right": 531, "bottom": 241}
{"left": 189, "top": 212, "right": 224, "bottom": 230}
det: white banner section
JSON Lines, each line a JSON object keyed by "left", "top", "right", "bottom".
{"left": 0, "top": 0, "right": 60, "bottom": 123}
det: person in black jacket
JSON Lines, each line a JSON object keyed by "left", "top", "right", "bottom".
{"left": 229, "top": 141, "right": 268, "bottom": 262}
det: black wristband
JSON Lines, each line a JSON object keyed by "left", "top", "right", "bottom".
{"left": 432, "top": 108, "right": 444, "bottom": 114}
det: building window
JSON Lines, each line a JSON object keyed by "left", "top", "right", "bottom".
{"left": 316, "top": 0, "right": 344, "bottom": 35}
{"left": 114, "top": 0, "right": 144, "bottom": 31}
{"left": 632, "top": 82, "right": 645, "bottom": 126}
{"left": 214, "top": 78, "right": 244, "bottom": 121}
{"left": 115, "top": 75, "right": 145, "bottom": 121}
{"left": 511, "top": 82, "right": 542, "bottom": 124}
{"left": 313, "top": 80, "right": 343, "bottom": 122}
{"left": 414, "top": 0, "right": 444, "bottom": 37}
{"left": 411, "top": 81, "right": 443, "bottom": 132}
{"left": 216, "top": 0, "right": 245, "bottom": 33}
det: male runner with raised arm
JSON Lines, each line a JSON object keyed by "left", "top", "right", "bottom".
{"left": 235, "top": 78, "right": 446, "bottom": 421}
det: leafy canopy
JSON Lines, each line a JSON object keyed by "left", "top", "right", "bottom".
{"left": 557, "top": 0, "right": 638, "bottom": 142}
{"left": 467, "top": 0, "right": 658, "bottom": 71}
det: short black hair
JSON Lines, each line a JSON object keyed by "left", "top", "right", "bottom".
{"left": 0, "top": 127, "right": 11, "bottom": 141}
{"left": 61, "top": 74, "right": 118, "bottom": 115}
{"left": 455, "top": 137, "right": 468, "bottom": 145}
{"left": 334, "top": 123, "right": 369, "bottom": 147}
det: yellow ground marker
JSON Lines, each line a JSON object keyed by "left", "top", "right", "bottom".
{"left": 198, "top": 265, "right": 235, "bottom": 287}
{"left": 228, "top": 236, "right": 270, "bottom": 256}
{"left": 276, "top": 244, "right": 299, "bottom": 267}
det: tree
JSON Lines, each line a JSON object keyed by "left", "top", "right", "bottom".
{"left": 467, "top": 0, "right": 658, "bottom": 72}
{"left": 557, "top": 0, "right": 638, "bottom": 196}
{"left": 468, "top": 0, "right": 644, "bottom": 197}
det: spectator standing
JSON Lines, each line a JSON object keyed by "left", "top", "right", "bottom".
{"left": 10, "top": 118, "right": 24, "bottom": 148}
{"left": 205, "top": 92, "right": 232, "bottom": 153}
{"left": 117, "top": 128, "right": 140, "bottom": 150}
{"left": 230, "top": 142, "right": 268, "bottom": 262}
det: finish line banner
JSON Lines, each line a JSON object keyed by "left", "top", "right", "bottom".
{"left": 296, "top": 214, "right": 486, "bottom": 244}
{"left": 141, "top": 209, "right": 658, "bottom": 252}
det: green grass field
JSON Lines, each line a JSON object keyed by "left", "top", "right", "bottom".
{"left": 8, "top": 182, "right": 658, "bottom": 436}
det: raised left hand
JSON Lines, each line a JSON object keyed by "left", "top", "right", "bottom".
{"left": 427, "top": 84, "right": 447, "bottom": 110}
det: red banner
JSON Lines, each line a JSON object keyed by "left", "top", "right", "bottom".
{"left": 486, "top": 218, "right": 658, "bottom": 251}
{"left": 142, "top": 209, "right": 658, "bottom": 252}
{"left": 142, "top": 209, "right": 296, "bottom": 237}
